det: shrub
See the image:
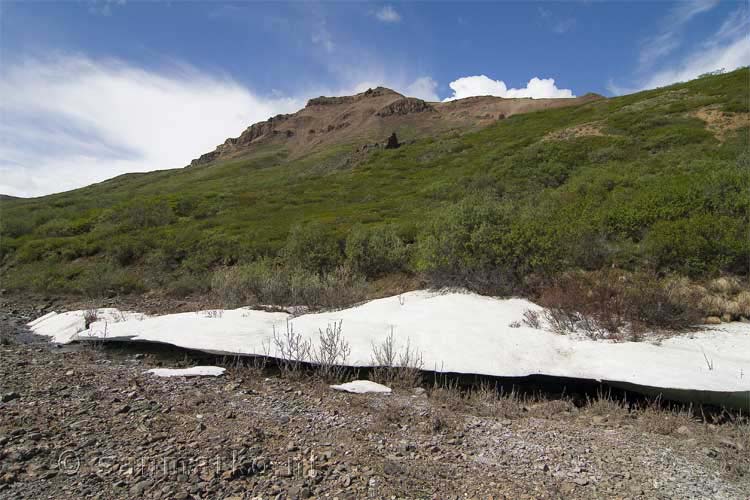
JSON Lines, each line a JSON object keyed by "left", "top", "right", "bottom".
{"left": 345, "top": 224, "right": 408, "bottom": 278}
{"left": 643, "top": 215, "right": 748, "bottom": 277}
{"left": 106, "top": 236, "right": 149, "bottom": 266}
{"left": 282, "top": 222, "right": 342, "bottom": 273}
{"left": 115, "top": 199, "right": 175, "bottom": 229}
{"left": 211, "top": 259, "right": 367, "bottom": 309}
{"left": 166, "top": 273, "right": 209, "bottom": 298}
{"left": 76, "top": 264, "right": 145, "bottom": 298}
{"left": 536, "top": 270, "right": 702, "bottom": 337}
{"left": 415, "top": 194, "right": 525, "bottom": 294}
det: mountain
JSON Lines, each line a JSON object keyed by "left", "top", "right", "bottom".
{"left": 0, "top": 69, "right": 747, "bottom": 301}
{"left": 188, "top": 87, "right": 602, "bottom": 166}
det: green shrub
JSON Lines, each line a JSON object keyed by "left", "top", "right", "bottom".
{"left": 281, "top": 222, "right": 342, "bottom": 273}
{"left": 345, "top": 224, "right": 408, "bottom": 278}
{"left": 111, "top": 199, "right": 175, "bottom": 230}
{"left": 76, "top": 264, "right": 145, "bottom": 298}
{"left": 166, "top": 273, "right": 209, "bottom": 298}
{"left": 643, "top": 214, "right": 749, "bottom": 277}
{"left": 211, "top": 259, "right": 367, "bottom": 309}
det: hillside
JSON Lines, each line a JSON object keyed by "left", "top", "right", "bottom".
{"left": 0, "top": 68, "right": 748, "bottom": 305}
{"left": 188, "top": 86, "right": 602, "bottom": 166}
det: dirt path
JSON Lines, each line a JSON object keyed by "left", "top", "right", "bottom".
{"left": 0, "top": 330, "right": 748, "bottom": 499}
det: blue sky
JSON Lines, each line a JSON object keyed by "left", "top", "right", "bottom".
{"left": 1, "top": 1, "right": 748, "bottom": 196}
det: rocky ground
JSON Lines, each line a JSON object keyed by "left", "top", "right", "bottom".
{"left": 1, "top": 313, "right": 749, "bottom": 499}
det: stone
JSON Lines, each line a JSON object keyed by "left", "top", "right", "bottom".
{"left": 384, "top": 132, "right": 400, "bottom": 149}
{"left": 1, "top": 392, "right": 20, "bottom": 403}
{"left": 704, "top": 316, "right": 722, "bottom": 325}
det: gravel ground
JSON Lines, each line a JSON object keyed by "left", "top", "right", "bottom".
{"left": 0, "top": 311, "right": 748, "bottom": 499}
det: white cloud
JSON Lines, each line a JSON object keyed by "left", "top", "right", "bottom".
{"left": 0, "top": 54, "right": 444, "bottom": 197}
{"left": 0, "top": 56, "right": 303, "bottom": 197}
{"left": 443, "top": 75, "right": 575, "bottom": 101}
{"left": 639, "top": 0, "right": 719, "bottom": 68}
{"left": 609, "top": 5, "right": 750, "bottom": 95}
{"left": 374, "top": 5, "right": 401, "bottom": 23}
{"left": 641, "top": 34, "right": 749, "bottom": 90}
{"left": 403, "top": 76, "right": 439, "bottom": 101}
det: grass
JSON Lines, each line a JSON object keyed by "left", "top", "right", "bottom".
{"left": 0, "top": 68, "right": 748, "bottom": 299}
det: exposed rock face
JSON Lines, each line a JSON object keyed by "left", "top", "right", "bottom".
{"left": 306, "top": 95, "right": 356, "bottom": 107}
{"left": 236, "top": 114, "right": 290, "bottom": 145}
{"left": 307, "top": 87, "right": 396, "bottom": 107}
{"left": 376, "top": 98, "right": 435, "bottom": 117}
{"left": 190, "top": 114, "right": 292, "bottom": 166}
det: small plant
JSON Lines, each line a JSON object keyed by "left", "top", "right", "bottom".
{"left": 83, "top": 308, "right": 99, "bottom": 329}
{"left": 272, "top": 319, "right": 311, "bottom": 378}
{"left": 508, "top": 320, "right": 521, "bottom": 328}
{"left": 223, "top": 342, "right": 271, "bottom": 378}
{"left": 702, "top": 349, "right": 715, "bottom": 371}
{"left": 370, "top": 328, "right": 424, "bottom": 388}
{"left": 312, "top": 320, "right": 351, "bottom": 382}
{"left": 88, "top": 319, "right": 109, "bottom": 351}
{"left": 521, "top": 309, "right": 542, "bottom": 329}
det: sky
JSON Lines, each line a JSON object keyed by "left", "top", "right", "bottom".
{"left": 1, "top": 0, "right": 748, "bottom": 197}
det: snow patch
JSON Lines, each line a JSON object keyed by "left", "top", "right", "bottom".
{"left": 27, "top": 291, "right": 750, "bottom": 397}
{"left": 331, "top": 380, "right": 392, "bottom": 394}
{"left": 146, "top": 366, "right": 226, "bottom": 378}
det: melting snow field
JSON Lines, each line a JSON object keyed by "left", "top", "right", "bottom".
{"left": 27, "top": 290, "right": 750, "bottom": 407}
{"left": 146, "top": 367, "right": 226, "bottom": 378}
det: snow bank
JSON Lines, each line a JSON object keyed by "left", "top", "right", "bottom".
{"left": 146, "top": 366, "right": 226, "bottom": 378}
{"left": 28, "top": 291, "right": 750, "bottom": 403}
{"left": 330, "top": 380, "right": 392, "bottom": 394}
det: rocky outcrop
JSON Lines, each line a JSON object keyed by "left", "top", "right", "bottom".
{"left": 307, "top": 87, "right": 399, "bottom": 108}
{"left": 189, "top": 114, "right": 292, "bottom": 167}
{"left": 236, "top": 114, "right": 290, "bottom": 145}
{"left": 376, "top": 98, "right": 435, "bottom": 117}
{"left": 384, "top": 132, "right": 400, "bottom": 149}
{"left": 306, "top": 95, "right": 356, "bottom": 107}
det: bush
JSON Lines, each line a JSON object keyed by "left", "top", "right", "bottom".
{"left": 76, "top": 264, "right": 145, "bottom": 298}
{"left": 536, "top": 270, "right": 702, "bottom": 338}
{"left": 211, "top": 259, "right": 367, "bottom": 309}
{"left": 643, "top": 214, "right": 748, "bottom": 277}
{"left": 166, "top": 273, "right": 209, "bottom": 298}
{"left": 416, "top": 195, "right": 502, "bottom": 281}
{"left": 345, "top": 224, "right": 408, "bottom": 278}
{"left": 111, "top": 199, "right": 175, "bottom": 230}
{"left": 281, "top": 222, "right": 342, "bottom": 273}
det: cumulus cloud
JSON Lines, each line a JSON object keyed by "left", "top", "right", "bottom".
{"left": 442, "top": 75, "right": 575, "bottom": 101}
{"left": 374, "top": 5, "right": 401, "bottom": 23}
{"left": 0, "top": 56, "right": 302, "bottom": 197}
{"left": 403, "top": 76, "right": 439, "bottom": 101}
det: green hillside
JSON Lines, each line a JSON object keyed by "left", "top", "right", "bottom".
{"left": 1, "top": 68, "right": 748, "bottom": 302}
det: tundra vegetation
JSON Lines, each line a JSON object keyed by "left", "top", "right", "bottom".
{"left": 1, "top": 69, "right": 748, "bottom": 330}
